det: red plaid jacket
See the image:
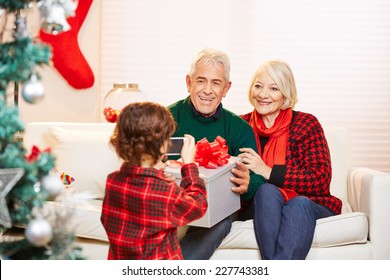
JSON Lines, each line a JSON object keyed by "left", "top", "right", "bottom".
{"left": 100, "top": 162, "right": 207, "bottom": 260}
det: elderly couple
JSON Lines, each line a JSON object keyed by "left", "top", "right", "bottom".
{"left": 102, "top": 48, "right": 342, "bottom": 260}
{"left": 171, "top": 48, "right": 341, "bottom": 260}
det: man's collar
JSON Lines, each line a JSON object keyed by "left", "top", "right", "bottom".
{"left": 189, "top": 99, "right": 222, "bottom": 120}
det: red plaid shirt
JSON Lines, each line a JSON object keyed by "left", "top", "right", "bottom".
{"left": 101, "top": 162, "right": 207, "bottom": 260}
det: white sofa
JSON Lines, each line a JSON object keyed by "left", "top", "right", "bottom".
{"left": 22, "top": 122, "right": 390, "bottom": 260}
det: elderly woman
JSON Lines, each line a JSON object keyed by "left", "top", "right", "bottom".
{"left": 238, "top": 60, "right": 342, "bottom": 260}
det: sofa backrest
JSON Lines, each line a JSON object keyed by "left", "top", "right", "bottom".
{"left": 23, "top": 122, "right": 119, "bottom": 199}
{"left": 23, "top": 122, "right": 350, "bottom": 202}
{"left": 323, "top": 127, "right": 351, "bottom": 201}
{"left": 23, "top": 122, "right": 116, "bottom": 149}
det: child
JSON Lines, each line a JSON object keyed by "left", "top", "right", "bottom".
{"left": 100, "top": 102, "right": 207, "bottom": 260}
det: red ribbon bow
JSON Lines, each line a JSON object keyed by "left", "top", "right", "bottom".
{"left": 25, "top": 145, "right": 51, "bottom": 162}
{"left": 194, "top": 136, "right": 230, "bottom": 169}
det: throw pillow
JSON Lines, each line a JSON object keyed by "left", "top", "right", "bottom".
{"left": 48, "top": 127, "right": 122, "bottom": 199}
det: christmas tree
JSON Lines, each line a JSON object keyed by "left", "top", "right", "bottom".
{"left": 0, "top": 0, "right": 83, "bottom": 259}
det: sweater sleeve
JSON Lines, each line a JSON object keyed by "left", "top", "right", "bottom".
{"left": 269, "top": 164, "right": 287, "bottom": 187}
{"left": 170, "top": 163, "right": 208, "bottom": 226}
{"left": 283, "top": 113, "right": 332, "bottom": 196}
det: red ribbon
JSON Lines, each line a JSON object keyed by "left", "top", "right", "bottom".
{"left": 25, "top": 145, "right": 51, "bottom": 162}
{"left": 194, "top": 136, "right": 230, "bottom": 169}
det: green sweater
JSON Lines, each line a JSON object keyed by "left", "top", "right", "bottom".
{"left": 167, "top": 97, "right": 266, "bottom": 201}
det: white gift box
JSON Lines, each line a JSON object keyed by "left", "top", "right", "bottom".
{"left": 165, "top": 156, "right": 240, "bottom": 228}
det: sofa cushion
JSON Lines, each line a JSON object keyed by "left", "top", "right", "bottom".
{"left": 44, "top": 199, "right": 108, "bottom": 242}
{"left": 47, "top": 192, "right": 367, "bottom": 249}
{"left": 44, "top": 199, "right": 189, "bottom": 242}
{"left": 49, "top": 194, "right": 367, "bottom": 249}
{"left": 48, "top": 127, "right": 122, "bottom": 199}
{"left": 312, "top": 212, "right": 368, "bottom": 247}
{"left": 218, "top": 212, "right": 368, "bottom": 249}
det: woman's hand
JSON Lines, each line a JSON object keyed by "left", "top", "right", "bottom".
{"left": 238, "top": 148, "right": 272, "bottom": 180}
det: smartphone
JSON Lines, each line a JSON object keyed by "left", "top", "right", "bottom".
{"left": 166, "top": 137, "right": 185, "bottom": 155}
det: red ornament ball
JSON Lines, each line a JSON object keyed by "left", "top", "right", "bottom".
{"left": 104, "top": 107, "right": 118, "bottom": 123}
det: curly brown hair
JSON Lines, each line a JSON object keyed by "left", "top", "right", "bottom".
{"left": 110, "top": 102, "right": 176, "bottom": 166}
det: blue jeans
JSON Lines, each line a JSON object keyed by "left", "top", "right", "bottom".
{"left": 249, "top": 183, "right": 335, "bottom": 260}
{"left": 179, "top": 216, "right": 232, "bottom": 260}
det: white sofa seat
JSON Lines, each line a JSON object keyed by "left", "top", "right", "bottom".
{"left": 22, "top": 122, "right": 390, "bottom": 260}
{"left": 41, "top": 199, "right": 369, "bottom": 257}
{"left": 218, "top": 211, "right": 368, "bottom": 251}
{"left": 44, "top": 200, "right": 108, "bottom": 242}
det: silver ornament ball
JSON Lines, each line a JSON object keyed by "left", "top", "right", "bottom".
{"left": 42, "top": 174, "right": 64, "bottom": 199}
{"left": 22, "top": 75, "right": 45, "bottom": 104}
{"left": 25, "top": 217, "right": 53, "bottom": 247}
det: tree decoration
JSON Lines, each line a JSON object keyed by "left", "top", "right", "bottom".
{"left": 25, "top": 216, "right": 53, "bottom": 247}
{"left": 0, "top": 0, "right": 84, "bottom": 259}
{"left": 0, "top": 6, "right": 51, "bottom": 106}
{"left": 0, "top": 0, "right": 31, "bottom": 13}
{"left": 38, "top": 0, "right": 77, "bottom": 35}
{"left": 21, "top": 74, "right": 45, "bottom": 104}
{"left": 41, "top": 173, "right": 64, "bottom": 198}
{"left": 39, "top": 0, "right": 95, "bottom": 89}
{"left": 0, "top": 168, "right": 24, "bottom": 228}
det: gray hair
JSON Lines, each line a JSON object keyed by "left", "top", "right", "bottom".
{"left": 188, "top": 48, "right": 231, "bottom": 82}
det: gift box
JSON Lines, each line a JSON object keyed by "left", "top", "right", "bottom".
{"left": 165, "top": 156, "right": 240, "bottom": 228}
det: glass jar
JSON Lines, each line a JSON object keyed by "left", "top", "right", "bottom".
{"left": 102, "top": 83, "right": 147, "bottom": 122}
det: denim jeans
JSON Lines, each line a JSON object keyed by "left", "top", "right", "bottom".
{"left": 179, "top": 215, "right": 232, "bottom": 260}
{"left": 250, "top": 183, "right": 335, "bottom": 260}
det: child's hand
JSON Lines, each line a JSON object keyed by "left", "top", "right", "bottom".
{"left": 162, "top": 171, "right": 176, "bottom": 183}
{"left": 154, "top": 160, "right": 167, "bottom": 171}
{"left": 181, "top": 134, "right": 196, "bottom": 164}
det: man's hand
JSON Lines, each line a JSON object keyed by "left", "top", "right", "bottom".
{"left": 230, "top": 160, "right": 250, "bottom": 194}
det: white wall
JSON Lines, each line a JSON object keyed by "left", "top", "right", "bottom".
{"left": 22, "top": 0, "right": 390, "bottom": 173}
{"left": 100, "top": 0, "right": 390, "bottom": 172}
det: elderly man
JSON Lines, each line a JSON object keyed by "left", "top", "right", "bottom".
{"left": 167, "top": 48, "right": 266, "bottom": 259}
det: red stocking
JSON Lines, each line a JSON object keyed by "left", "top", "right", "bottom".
{"left": 39, "top": 0, "right": 95, "bottom": 89}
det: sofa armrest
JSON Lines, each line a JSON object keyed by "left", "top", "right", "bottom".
{"left": 348, "top": 167, "right": 390, "bottom": 259}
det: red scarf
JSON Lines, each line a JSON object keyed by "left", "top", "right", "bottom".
{"left": 247, "top": 108, "right": 298, "bottom": 201}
